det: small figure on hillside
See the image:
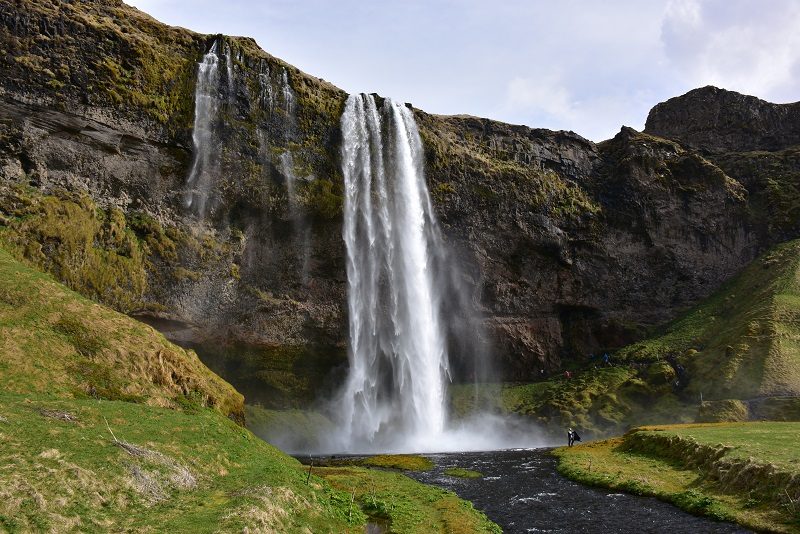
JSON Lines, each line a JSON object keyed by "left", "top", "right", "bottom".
{"left": 564, "top": 370, "right": 572, "bottom": 379}
{"left": 602, "top": 353, "right": 611, "bottom": 367}
{"left": 539, "top": 368, "right": 546, "bottom": 380}
{"left": 568, "top": 428, "right": 582, "bottom": 446}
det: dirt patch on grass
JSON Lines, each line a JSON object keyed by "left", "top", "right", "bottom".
{"left": 38, "top": 408, "right": 78, "bottom": 423}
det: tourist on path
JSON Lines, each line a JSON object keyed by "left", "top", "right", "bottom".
{"left": 568, "top": 428, "right": 581, "bottom": 446}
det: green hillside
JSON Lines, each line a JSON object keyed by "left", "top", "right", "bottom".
{"left": 617, "top": 239, "right": 800, "bottom": 402}
{"left": 0, "top": 246, "right": 499, "bottom": 532}
{"left": 0, "top": 246, "right": 243, "bottom": 418}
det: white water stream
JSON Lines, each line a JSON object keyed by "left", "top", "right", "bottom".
{"left": 185, "top": 41, "right": 220, "bottom": 217}
{"left": 337, "top": 94, "right": 450, "bottom": 452}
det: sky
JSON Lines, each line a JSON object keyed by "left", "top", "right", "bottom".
{"left": 125, "top": 0, "right": 800, "bottom": 142}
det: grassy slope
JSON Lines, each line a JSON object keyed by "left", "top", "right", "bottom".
{"left": 0, "top": 247, "right": 500, "bottom": 532}
{"left": 616, "top": 239, "right": 800, "bottom": 401}
{"left": 554, "top": 422, "right": 800, "bottom": 533}
{"left": 0, "top": 245, "right": 242, "bottom": 418}
{"left": 0, "top": 392, "right": 361, "bottom": 533}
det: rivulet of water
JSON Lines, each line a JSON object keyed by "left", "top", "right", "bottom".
{"left": 185, "top": 41, "right": 220, "bottom": 216}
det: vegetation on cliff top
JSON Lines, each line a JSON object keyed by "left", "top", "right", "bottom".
{"left": 554, "top": 423, "right": 800, "bottom": 533}
{"left": 1, "top": 0, "right": 199, "bottom": 128}
{"left": 416, "top": 112, "right": 601, "bottom": 223}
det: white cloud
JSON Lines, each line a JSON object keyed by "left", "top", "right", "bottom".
{"left": 661, "top": 0, "right": 800, "bottom": 102}
{"left": 505, "top": 73, "right": 576, "bottom": 122}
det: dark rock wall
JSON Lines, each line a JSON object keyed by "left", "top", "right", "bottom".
{"left": 645, "top": 86, "right": 800, "bottom": 153}
{"left": 1, "top": 1, "right": 798, "bottom": 385}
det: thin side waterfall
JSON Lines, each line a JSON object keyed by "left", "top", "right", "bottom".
{"left": 337, "top": 94, "right": 449, "bottom": 452}
{"left": 280, "top": 68, "right": 295, "bottom": 115}
{"left": 223, "top": 42, "right": 235, "bottom": 100}
{"left": 278, "top": 152, "right": 312, "bottom": 284}
{"left": 258, "top": 61, "right": 273, "bottom": 111}
{"left": 185, "top": 41, "right": 220, "bottom": 216}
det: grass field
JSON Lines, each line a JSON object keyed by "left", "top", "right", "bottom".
{"left": 318, "top": 467, "right": 500, "bottom": 534}
{"left": 554, "top": 422, "right": 800, "bottom": 533}
{"left": 0, "top": 247, "right": 501, "bottom": 533}
{"left": 644, "top": 422, "right": 800, "bottom": 472}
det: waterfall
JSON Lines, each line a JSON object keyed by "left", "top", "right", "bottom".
{"left": 337, "top": 93, "right": 449, "bottom": 452}
{"left": 185, "top": 41, "right": 220, "bottom": 217}
{"left": 223, "top": 42, "right": 235, "bottom": 101}
{"left": 258, "top": 62, "right": 273, "bottom": 111}
{"left": 280, "top": 68, "right": 295, "bottom": 115}
{"left": 278, "top": 151, "right": 312, "bottom": 284}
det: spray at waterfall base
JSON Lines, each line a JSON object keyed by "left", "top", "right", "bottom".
{"left": 180, "top": 41, "right": 544, "bottom": 453}
{"left": 252, "top": 93, "right": 547, "bottom": 454}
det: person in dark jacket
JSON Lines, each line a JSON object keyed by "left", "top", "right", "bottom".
{"left": 568, "top": 428, "right": 581, "bottom": 446}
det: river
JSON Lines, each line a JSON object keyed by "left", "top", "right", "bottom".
{"left": 403, "top": 449, "right": 751, "bottom": 533}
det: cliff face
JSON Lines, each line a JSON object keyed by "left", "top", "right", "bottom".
{"left": 1, "top": 0, "right": 798, "bottom": 392}
{"left": 0, "top": 0, "right": 349, "bottom": 360}
{"left": 645, "top": 86, "right": 800, "bottom": 153}
{"left": 419, "top": 116, "right": 755, "bottom": 378}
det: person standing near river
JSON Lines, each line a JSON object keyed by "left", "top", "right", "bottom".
{"left": 568, "top": 428, "right": 581, "bottom": 446}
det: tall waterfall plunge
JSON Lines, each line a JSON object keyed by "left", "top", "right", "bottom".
{"left": 337, "top": 94, "right": 451, "bottom": 452}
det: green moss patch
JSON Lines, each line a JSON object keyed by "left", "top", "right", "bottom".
{"left": 317, "top": 466, "right": 500, "bottom": 533}
{"left": 362, "top": 455, "right": 435, "bottom": 472}
{"left": 443, "top": 467, "right": 482, "bottom": 479}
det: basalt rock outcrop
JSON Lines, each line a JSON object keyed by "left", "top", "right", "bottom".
{"left": 645, "top": 85, "right": 800, "bottom": 153}
{"left": 1, "top": 0, "right": 798, "bottom": 395}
